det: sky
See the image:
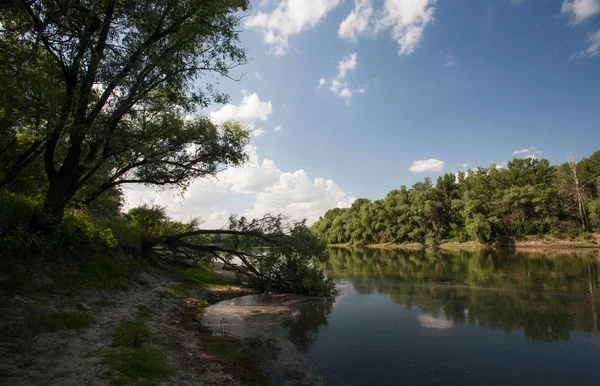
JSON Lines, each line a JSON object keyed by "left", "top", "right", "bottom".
{"left": 124, "top": 0, "right": 600, "bottom": 228}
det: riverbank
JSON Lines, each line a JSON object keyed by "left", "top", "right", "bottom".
{"left": 0, "top": 259, "right": 271, "bottom": 385}
{"left": 329, "top": 235, "right": 600, "bottom": 250}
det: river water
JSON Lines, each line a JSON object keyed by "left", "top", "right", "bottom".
{"left": 284, "top": 247, "right": 600, "bottom": 385}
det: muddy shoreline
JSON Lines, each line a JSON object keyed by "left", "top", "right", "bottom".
{"left": 201, "top": 294, "right": 329, "bottom": 386}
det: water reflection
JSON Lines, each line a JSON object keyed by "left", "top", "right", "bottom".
{"left": 280, "top": 248, "right": 600, "bottom": 385}
{"left": 322, "top": 247, "right": 599, "bottom": 342}
{"left": 285, "top": 298, "right": 334, "bottom": 352}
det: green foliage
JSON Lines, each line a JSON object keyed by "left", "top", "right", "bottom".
{"left": 109, "top": 316, "right": 173, "bottom": 385}
{"left": 114, "top": 319, "right": 153, "bottom": 349}
{"left": 107, "top": 349, "right": 174, "bottom": 386}
{"left": 313, "top": 152, "right": 600, "bottom": 245}
{"left": 35, "top": 311, "right": 93, "bottom": 332}
{"left": 176, "top": 268, "right": 229, "bottom": 286}
{"left": 221, "top": 215, "right": 336, "bottom": 296}
{"left": 3, "top": 311, "right": 92, "bottom": 340}
{"left": 1, "top": 0, "right": 251, "bottom": 221}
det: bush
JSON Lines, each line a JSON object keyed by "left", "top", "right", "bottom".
{"left": 114, "top": 319, "right": 153, "bottom": 349}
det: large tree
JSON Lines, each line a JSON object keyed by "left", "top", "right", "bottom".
{"left": 0, "top": 0, "right": 250, "bottom": 221}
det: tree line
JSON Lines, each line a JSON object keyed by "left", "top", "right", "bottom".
{"left": 312, "top": 153, "right": 600, "bottom": 245}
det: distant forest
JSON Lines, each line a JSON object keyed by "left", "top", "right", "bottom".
{"left": 312, "top": 151, "right": 600, "bottom": 245}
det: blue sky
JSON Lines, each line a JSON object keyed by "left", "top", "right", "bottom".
{"left": 125, "top": 0, "right": 600, "bottom": 227}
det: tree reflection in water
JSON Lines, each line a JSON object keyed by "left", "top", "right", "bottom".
{"left": 321, "top": 247, "right": 600, "bottom": 342}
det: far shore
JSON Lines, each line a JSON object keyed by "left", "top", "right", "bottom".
{"left": 329, "top": 237, "right": 600, "bottom": 251}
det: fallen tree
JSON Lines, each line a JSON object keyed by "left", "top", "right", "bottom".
{"left": 141, "top": 212, "right": 336, "bottom": 297}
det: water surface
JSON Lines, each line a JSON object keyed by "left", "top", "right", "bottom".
{"left": 286, "top": 248, "right": 600, "bottom": 385}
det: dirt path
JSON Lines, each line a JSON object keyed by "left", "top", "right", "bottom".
{"left": 0, "top": 270, "right": 252, "bottom": 385}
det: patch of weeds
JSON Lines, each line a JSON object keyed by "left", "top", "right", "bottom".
{"left": 2, "top": 311, "right": 92, "bottom": 341}
{"left": 176, "top": 268, "right": 229, "bottom": 286}
{"left": 182, "top": 298, "right": 208, "bottom": 319}
{"left": 158, "top": 287, "right": 186, "bottom": 298}
{"left": 136, "top": 304, "right": 151, "bottom": 319}
{"left": 199, "top": 332, "right": 268, "bottom": 386}
{"left": 0, "top": 251, "right": 140, "bottom": 295}
{"left": 113, "top": 319, "right": 152, "bottom": 349}
{"left": 107, "top": 349, "right": 174, "bottom": 385}
{"left": 93, "top": 299, "right": 112, "bottom": 308}
{"left": 35, "top": 311, "right": 92, "bottom": 332}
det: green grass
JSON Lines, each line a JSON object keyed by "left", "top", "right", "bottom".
{"left": 93, "top": 299, "right": 112, "bottom": 308}
{"left": 0, "top": 251, "right": 141, "bottom": 295}
{"left": 2, "top": 311, "right": 92, "bottom": 340}
{"left": 107, "top": 349, "right": 174, "bottom": 385}
{"left": 36, "top": 311, "right": 93, "bottom": 331}
{"left": 108, "top": 318, "right": 173, "bottom": 385}
{"left": 113, "top": 319, "right": 152, "bottom": 349}
{"left": 175, "top": 268, "right": 229, "bottom": 286}
{"left": 136, "top": 304, "right": 151, "bottom": 319}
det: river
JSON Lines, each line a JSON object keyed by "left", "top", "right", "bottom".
{"left": 206, "top": 247, "right": 600, "bottom": 385}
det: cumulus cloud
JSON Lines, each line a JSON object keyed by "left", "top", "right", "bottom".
{"left": 408, "top": 158, "right": 445, "bottom": 173}
{"left": 274, "top": 126, "right": 282, "bottom": 132}
{"left": 245, "top": 0, "right": 342, "bottom": 55}
{"left": 123, "top": 145, "right": 354, "bottom": 228}
{"left": 317, "top": 77, "right": 326, "bottom": 89}
{"left": 462, "top": 163, "right": 469, "bottom": 168}
{"left": 338, "top": 0, "right": 436, "bottom": 56}
{"left": 512, "top": 147, "right": 542, "bottom": 155}
{"left": 210, "top": 93, "right": 272, "bottom": 123}
{"left": 338, "top": 0, "right": 374, "bottom": 42}
{"left": 561, "top": 0, "right": 600, "bottom": 24}
{"left": 252, "top": 128, "right": 266, "bottom": 137}
{"left": 337, "top": 52, "right": 358, "bottom": 78}
{"left": 246, "top": 171, "right": 356, "bottom": 222}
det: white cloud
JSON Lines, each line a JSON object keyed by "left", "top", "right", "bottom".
{"left": 561, "top": 0, "right": 600, "bottom": 24}
{"left": 338, "top": 0, "right": 374, "bottom": 42}
{"left": 123, "top": 145, "right": 354, "bottom": 228}
{"left": 321, "top": 53, "right": 364, "bottom": 104}
{"left": 210, "top": 93, "right": 272, "bottom": 123}
{"left": 337, "top": 52, "right": 358, "bottom": 78}
{"left": 252, "top": 128, "right": 266, "bottom": 137}
{"left": 443, "top": 55, "right": 455, "bottom": 67}
{"left": 317, "top": 77, "right": 326, "bottom": 89}
{"left": 274, "top": 126, "right": 282, "bottom": 132}
{"left": 571, "top": 30, "right": 600, "bottom": 59}
{"left": 526, "top": 154, "right": 538, "bottom": 160}
{"left": 512, "top": 146, "right": 542, "bottom": 155}
{"left": 245, "top": 171, "right": 355, "bottom": 222}
{"left": 219, "top": 145, "right": 281, "bottom": 194}
{"left": 408, "top": 158, "right": 445, "bottom": 173}
{"left": 462, "top": 163, "right": 469, "bottom": 168}
{"left": 339, "top": 0, "right": 436, "bottom": 56}
{"left": 245, "top": 0, "right": 342, "bottom": 55}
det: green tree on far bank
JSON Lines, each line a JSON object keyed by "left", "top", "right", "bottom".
{"left": 312, "top": 152, "right": 600, "bottom": 245}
